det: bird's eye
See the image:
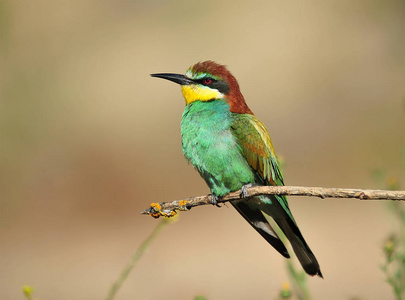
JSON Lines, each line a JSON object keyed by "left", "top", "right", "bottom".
{"left": 204, "top": 78, "right": 212, "bottom": 85}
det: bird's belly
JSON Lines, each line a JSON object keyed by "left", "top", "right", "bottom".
{"left": 182, "top": 127, "right": 255, "bottom": 197}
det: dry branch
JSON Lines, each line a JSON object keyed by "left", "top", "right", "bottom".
{"left": 140, "top": 185, "right": 405, "bottom": 218}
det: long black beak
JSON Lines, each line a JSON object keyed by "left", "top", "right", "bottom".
{"left": 150, "top": 73, "right": 194, "bottom": 85}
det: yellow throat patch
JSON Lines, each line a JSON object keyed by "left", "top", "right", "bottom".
{"left": 181, "top": 85, "right": 224, "bottom": 105}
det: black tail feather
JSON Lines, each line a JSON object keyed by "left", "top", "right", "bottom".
{"left": 275, "top": 217, "right": 322, "bottom": 277}
{"left": 231, "top": 201, "right": 290, "bottom": 258}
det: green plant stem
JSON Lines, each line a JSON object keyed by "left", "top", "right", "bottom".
{"left": 382, "top": 203, "right": 405, "bottom": 300}
{"left": 286, "top": 260, "right": 312, "bottom": 300}
{"left": 105, "top": 218, "right": 171, "bottom": 300}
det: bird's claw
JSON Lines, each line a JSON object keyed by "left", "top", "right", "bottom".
{"left": 240, "top": 183, "right": 253, "bottom": 198}
{"left": 211, "top": 194, "right": 221, "bottom": 207}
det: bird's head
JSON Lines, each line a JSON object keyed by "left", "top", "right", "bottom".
{"left": 151, "top": 61, "right": 253, "bottom": 114}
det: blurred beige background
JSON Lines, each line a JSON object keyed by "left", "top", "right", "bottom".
{"left": 1, "top": 1, "right": 404, "bottom": 299}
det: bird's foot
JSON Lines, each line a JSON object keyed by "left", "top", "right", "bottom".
{"left": 210, "top": 194, "right": 221, "bottom": 207}
{"left": 240, "top": 183, "right": 253, "bottom": 198}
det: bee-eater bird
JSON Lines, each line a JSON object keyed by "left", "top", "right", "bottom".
{"left": 151, "top": 61, "right": 322, "bottom": 277}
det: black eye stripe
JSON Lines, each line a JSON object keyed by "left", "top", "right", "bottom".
{"left": 195, "top": 77, "right": 230, "bottom": 94}
{"left": 212, "top": 81, "right": 230, "bottom": 94}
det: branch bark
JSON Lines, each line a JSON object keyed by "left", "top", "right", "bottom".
{"left": 140, "top": 185, "right": 405, "bottom": 218}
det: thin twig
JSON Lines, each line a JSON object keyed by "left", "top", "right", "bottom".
{"left": 105, "top": 219, "right": 171, "bottom": 300}
{"left": 140, "top": 186, "right": 405, "bottom": 218}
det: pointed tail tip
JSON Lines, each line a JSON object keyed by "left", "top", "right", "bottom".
{"left": 307, "top": 269, "right": 323, "bottom": 278}
{"left": 303, "top": 264, "right": 323, "bottom": 278}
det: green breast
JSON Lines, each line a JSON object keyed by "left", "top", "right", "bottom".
{"left": 180, "top": 100, "right": 255, "bottom": 196}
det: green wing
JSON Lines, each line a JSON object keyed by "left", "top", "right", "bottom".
{"left": 231, "top": 113, "right": 284, "bottom": 186}
{"left": 231, "top": 113, "right": 291, "bottom": 210}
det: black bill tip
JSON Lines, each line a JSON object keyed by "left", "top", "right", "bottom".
{"left": 150, "top": 73, "right": 194, "bottom": 85}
